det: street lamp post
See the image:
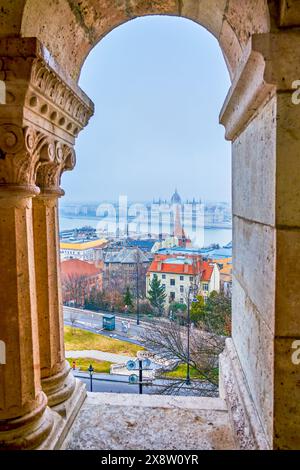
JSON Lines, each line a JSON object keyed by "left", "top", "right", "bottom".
{"left": 186, "top": 282, "right": 198, "bottom": 386}
{"left": 88, "top": 364, "right": 94, "bottom": 392}
{"left": 136, "top": 250, "right": 140, "bottom": 326}
{"left": 186, "top": 287, "right": 191, "bottom": 385}
{"left": 138, "top": 359, "right": 143, "bottom": 395}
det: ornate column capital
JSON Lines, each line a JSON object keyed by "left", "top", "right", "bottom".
{"left": 0, "top": 37, "right": 94, "bottom": 190}
{"left": 36, "top": 142, "right": 76, "bottom": 195}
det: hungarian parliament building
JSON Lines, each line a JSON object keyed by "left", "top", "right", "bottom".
{"left": 60, "top": 190, "right": 232, "bottom": 230}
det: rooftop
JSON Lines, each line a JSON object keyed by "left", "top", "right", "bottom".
{"left": 104, "top": 247, "right": 151, "bottom": 264}
{"left": 60, "top": 239, "right": 108, "bottom": 250}
{"left": 61, "top": 259, "right": 101, "bottom": 277}
{"left": 148, "top": 256, "right": 215, "bottom": 280}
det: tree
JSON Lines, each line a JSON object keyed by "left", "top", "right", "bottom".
{"left": 68, "top": 309, "right": 78, "bottom": 335}
{"left": 138, "top": 298, "right": 153, "bottom": 316}
{"left": 62, "top": 273, "right": 88, "bottom": 307}
{"left": 190, "top": 294, "right": 205, "bottom": 325}
{"left": 199, "top": 291, "right": 231, "bottom": 336}
{"left": 124, "top": 287, "right": 134, "bottom": 312}
{"left": 147, "top": 274, "right": 167, "bottom": 316}
{"left": 84, "top": 286, "right": 96, "bottom": 310}
{"left": 169, "top": 302, "right": 187, "bottom": 324}
{"left": 140, "top": 319, "right": 224, "bottom": 396}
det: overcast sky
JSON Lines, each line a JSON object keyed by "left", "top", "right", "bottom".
{"left": 61, "top": 16, "right": 231, "bottom": 203}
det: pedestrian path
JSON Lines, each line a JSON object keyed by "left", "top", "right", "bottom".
{"left": 66, "top": 350, "right": 135, "bottom": 364}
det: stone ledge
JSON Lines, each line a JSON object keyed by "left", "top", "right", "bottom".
{"left": 82, "top": 392, "right": 228, "bottom": 411}
{"left": 61, "top": 392, "right": 235, "bottom": 450}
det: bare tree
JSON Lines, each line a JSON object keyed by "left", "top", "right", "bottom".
{"left": 139, "top": 320, "right": 224, "bottom": 396}
{"left": 62, "top": 273, "right": 89, "bottom": 307}
{"left": 68, "top": 309, "right": 78, "bottom": 327}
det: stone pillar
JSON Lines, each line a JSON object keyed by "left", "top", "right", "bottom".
{"left": 219, "top": 31, "right": 300, "bottom": 450}
{"left": 33, "top": 146, "right": 85, "bottom": 419}
{"left": 0, "top": 38, "right": 93, "bottom": 449}
{"left": 0, "top": 128, "right": 59, "bottom": 449}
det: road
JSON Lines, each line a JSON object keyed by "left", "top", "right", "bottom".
{"left": 73, "top": 371, "right": 215, "bottom": 397}
{"left": 74, "top": 371, "right": 143, "bottom": 394}
{"left": 63, "top": 306, "right": 145, "bottom": 344}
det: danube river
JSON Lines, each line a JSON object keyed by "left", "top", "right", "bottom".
{"left": 59, "top": 215, "right": 232, "bottom": 248}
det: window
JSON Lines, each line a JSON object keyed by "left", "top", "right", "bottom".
{"left": 189, "top": 276, "right": 193, "bottom": 282}
{"left": 180, "top": 276, "right": 184, "bottom": 281}
{"left": 170, "top": 292, "right": 175, "bottom": 301}
{"left": 180, "top": 298, "right": 184, "bottom": 303}
{"left": 202, "top": 283, "right": 209, "bottom": 291}
{"left": 162, "top": 284, "right": 166, "bottom": 289}
{"left": 162, "top": 274, "right": 166, "bottom": 279}
{"left": 170, "top": 279, "right": 175, "bottom": 286}
{"left": 180, "top": 285, "right": 184, "bottom": 293}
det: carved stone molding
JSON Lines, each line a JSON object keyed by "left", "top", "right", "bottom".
{"left": 0, "top": 38, "right": 93, "bottom": 191}
{"left": 36, "top": 141, "right": 76, "bottom": 193}
{"left": 0, "top": 124, "right": 54, "bottom": 188}
{"left": 219, "top": 37, "right": 275, "bottom": 141}
{"left": 220, "top": 32, "right": 300, "bottom": 141}
{"left": 26, "top": 58, "right": 93, "bottom": 142}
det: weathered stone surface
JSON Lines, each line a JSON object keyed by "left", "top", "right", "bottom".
{"left": 18, "top": 0, "right": 271, "bottom": 81}
{"left": 279, "top": 0, "right": 300, "bottom": 27}
{"left": 0, "top": 192, "right": 53, "bottom": 449}
{"left": 276, "top": 92, "right": 300, "bottom": 228}
{"left": 233, "top": 216, "right": 275, "bottom": 333}
{"left": 225, "top": 0, "right": 270, "bottom": 48}
{"left": 219, "top": 339, "right": 269, "bottom": 450}
{"left": 181, "top": 0, "right": 227, "bottom": 39}
{"left": 1, "top": 0, "right": 300, "bottom": 452}
{"left": 231, "top": 277, "right": 274, "bottom": 445}
{"left": 275, "top": 229, "right": 300, "bottom": 336}
{"left": 63, "top": 393, "right": 236, "bottom": 450}
{"left": 274, "top": 338, "right": 300, "bottom": 449}
{"left": 219, "top": 19, "right": 243, "bottom": 79}
{"left": 232, "top": 97, "right": 276, "bottom": 226}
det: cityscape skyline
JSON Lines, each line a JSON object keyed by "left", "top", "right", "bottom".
{"left": 61, "top": 16, "right": 231, "bottom": 203}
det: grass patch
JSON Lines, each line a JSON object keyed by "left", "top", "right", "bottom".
{"left": 67, "top": 357, "right": 112, "bottom": 374}
{"left": 64, "top": 326, "right": 142, "bottom": 356}
{"left": 164, "top": 364, "right": 204, "bottom": 379}
{"left": 164, "top": 365, "right": 219, "bottom": 381}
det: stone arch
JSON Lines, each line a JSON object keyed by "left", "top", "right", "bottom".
{"left": 1, "top": 0, "right": 300, "bottom": 451}
{"left": 19, "top": 0, "right": 271, "bottom": 81}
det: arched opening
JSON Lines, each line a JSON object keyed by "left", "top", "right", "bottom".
{"left": 1, "top": 0, "right": 300, "bottom": 451}
{"left": 60, "top": 15, "right": 232, "bottom": 398}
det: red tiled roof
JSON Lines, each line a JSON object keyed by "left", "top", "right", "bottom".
{"left": 148, "top": 255, "right": 215, "bottom": 281}
{"left": 61, "top": 259, "right": 101, "bottom": 277}
{"left": 201, "top": 263, "right": 214, "bottom": 281}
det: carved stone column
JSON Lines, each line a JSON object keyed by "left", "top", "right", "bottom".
{"left": 33, "top": 144, "right": 85, "bottom": 419}
{"left": 0, "top": 38, "right": 93, "bottom": 449}
{"left": 0, "top": 126, "right": 59, "bottom": 449}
